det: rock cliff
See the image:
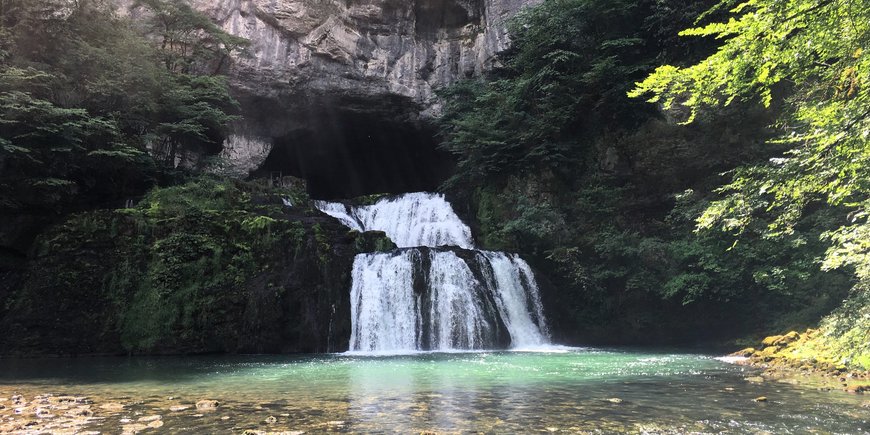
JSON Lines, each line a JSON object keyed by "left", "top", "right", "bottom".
{"left": 181, "top": 0, "right": 540, "bottom": 180}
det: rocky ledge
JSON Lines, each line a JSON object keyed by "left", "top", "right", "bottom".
{"left": 149, "top": 0, "right": 541, "bottom": 176}
{"left": 730, "top": 329, "right": 870, "bottom": 395}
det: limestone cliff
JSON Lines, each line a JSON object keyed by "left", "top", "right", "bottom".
{"left": 180, "top": 0, "right": 539, "bottom": 177}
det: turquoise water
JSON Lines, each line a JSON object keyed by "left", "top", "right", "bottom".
{"left": 0, "top": 348, "right": 867, "bottom": 433}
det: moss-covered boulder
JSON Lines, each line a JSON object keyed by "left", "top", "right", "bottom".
{"left": 0, "top": 177, "right": 371, "bottom": 355}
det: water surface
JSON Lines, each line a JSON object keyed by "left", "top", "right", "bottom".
{"left": 0, "top": 348, "right": 867, "bottom": 433}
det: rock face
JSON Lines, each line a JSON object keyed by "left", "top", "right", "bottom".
{"left": 181, "top": 0, "right": 540, "bottom": 177}
{"left": 0, "top": 180, "right": 389, "bottom": 356}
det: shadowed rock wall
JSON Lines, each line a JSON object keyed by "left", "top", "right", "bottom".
{"left": 178, "top": 0, "right": 539, "bottom": 184}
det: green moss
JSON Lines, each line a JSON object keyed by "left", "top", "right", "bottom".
{"left": 3, "top": 176, "right": 335, "bottom": 354}
{"left": 312, "top": 223, "right": 331, "bottom": 265}
{"left": 353, "top": 231, "right": 397, "bottom": 253}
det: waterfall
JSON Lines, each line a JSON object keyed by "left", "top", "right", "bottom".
{"left": 316, "top": 193, "right": 550, "bottom": 352}
{"left": 314, "top": 192, "right": 474, "bottom": 249}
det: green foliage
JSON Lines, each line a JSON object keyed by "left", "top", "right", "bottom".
{"left": 0, "top": 0, "right": 244, "bottom": 213}
{"left": 631, "top": 0, "right": 870, "bottom": 359}
{"left": 440, "top": 0, "right": 853, "bottom": 343}
{"left": 104, "top": 177, "right": 308, "bottom": 352}
{"left": 131, "top": 0, "right": 249, "bottom": 75}
{"left": 439, "top": 0, "right": 716, "bottom": 186}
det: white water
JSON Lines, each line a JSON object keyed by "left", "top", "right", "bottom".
{"left": 316, "top": 193, "right": 551, "bottom": 352}
{"left": 314, "top": 193, "right": 474, "bottom": 249}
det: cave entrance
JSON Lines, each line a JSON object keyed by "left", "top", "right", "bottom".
{"left": 255, "top": 107, "right": 455, "bottom": 200}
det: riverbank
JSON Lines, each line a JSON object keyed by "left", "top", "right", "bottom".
{"left": 1, "top": 351, "right": 866, "bottom": 433}
{"left": 731, "top": 329, "right": 870, "bottom": 395}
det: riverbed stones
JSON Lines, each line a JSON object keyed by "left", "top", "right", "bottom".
{"left": 845, "top": 384, "right": 868, "bottom": 394}
{"left": 64, "top": 406, "right": 94, "bottom": 417}
{"left": 169, "top": 404, "right": 190, "bottom": 412}
{"left": 753, "top": 396, "right": 768, "bottom": 402}
{"left": 147, "top": 419, "right": 164, "bottom": 429}
{"left": 99, "top": 402, "right": 125, "bottom": 411}
{"left": 265, "top": 415, "right": 278, "bottom": 424}
{"left": 122, "top": 422, "right": 149, "bottom": 433}
{"left": 195, "top": 399, "right": 220, "bottom": 410}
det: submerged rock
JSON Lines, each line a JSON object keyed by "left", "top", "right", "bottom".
{"left": 845, "top": 385, "right": 868, "bottom": 394}
{"left": 99, "top": 402, "right": 125, "bottom": 412}
{"left": 195, "top": 399, "right": 220, "bottom": 410}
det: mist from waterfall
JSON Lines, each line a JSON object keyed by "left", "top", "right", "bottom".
{"left": 316, "top": 193, "right": 551, "bottom": 353}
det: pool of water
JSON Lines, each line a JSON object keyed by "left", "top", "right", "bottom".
{"left": 0, "top": 348, "right": 867, "bottom": 433}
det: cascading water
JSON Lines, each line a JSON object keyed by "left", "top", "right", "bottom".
{"left": 316, "top": 193, "right": 550, "bottom": 353}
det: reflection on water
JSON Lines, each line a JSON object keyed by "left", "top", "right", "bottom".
{"left": 0, "top": 349, "right": 867, "bottom": 433}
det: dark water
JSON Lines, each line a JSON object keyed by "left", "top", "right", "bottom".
{"left": 0, "top": 348, "right": 867, "bottom": 433}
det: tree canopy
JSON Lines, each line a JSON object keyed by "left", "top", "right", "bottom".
{"left": 0, "top": 0, "right": 245, "bottom": 212}
{"left": 630, "top": 0, "right": 870, "bottom": 249}
{"left": 630, "top": 0, "right": 870, "bottom": 363}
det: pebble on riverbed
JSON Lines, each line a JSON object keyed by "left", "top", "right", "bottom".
{"left": 195, "top": 399, "right": 220, "bottom": 410}
{"left": 99, "top": 402, "right": 125, "bottom": 411}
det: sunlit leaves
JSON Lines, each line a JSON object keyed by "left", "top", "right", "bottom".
{"left": 631, "top": 0, "right": 870, "bottom": 279}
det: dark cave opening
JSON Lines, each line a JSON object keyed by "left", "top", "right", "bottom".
{"left": 254, "top": 108, "right": 455, "bottom": 200}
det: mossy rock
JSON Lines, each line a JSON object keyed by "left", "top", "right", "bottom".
{"left": 761, "top": 335, "right": 783, "bottom": 346}
{"left": 353, "top": 231, "right": 397, "bottom": 253}
{"left": 732, "top": 347, "right": 756, "bottom": 357}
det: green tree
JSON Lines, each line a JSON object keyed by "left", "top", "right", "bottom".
{"left": 131, "top": 0, "right": 249, "bottom": 75}
{"left": 0, "top": 0, "right": 245, "bottom": 211}
{"left": 630, "top": 0, "right": 870, "bottom": 363}
{"left": 630, "top": 0, "right": 870, "bottom": 245}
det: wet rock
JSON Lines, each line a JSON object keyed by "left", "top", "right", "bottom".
{"left": 845, "top": 385, "right": 869, "bottom": 394}
{"left": 169, "top": 405, "right": 190, "bottom": 412}
{"left": 64, "top": 406, "right": 94, "bottom": 417}
{"left": 753, "top": 396, "right": 768, "bottom": 402}
{"left": 605, "top": 398, "right": 623, "bottom": 404}
{"left": 195, "top": 399, "right": 220, "bottom": 410}
{"left": 99, "top": 402, "right": 125, "bottom": 412}
{"left": 138, "top": 415, "right": 162, "bottom": 422}
{"left": 147, "top": 419, "right": 164, "bottom": 429}
{"left": 122, "top": 422, "right": 149, "bottom": 433}
{"left": 732, "top": 348, "right": 756, "bottom": 357}
{"left": 744, "top": 376, "right": 765, "bottom": 383}
{"left": 761, "top": 335, "right": 782, "bottom": 346}
{"left": 775, "top": 331, "right": 800, "bottom": 346}
{"left": 264, "top": 415, "right": 277, "bottom": 424}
